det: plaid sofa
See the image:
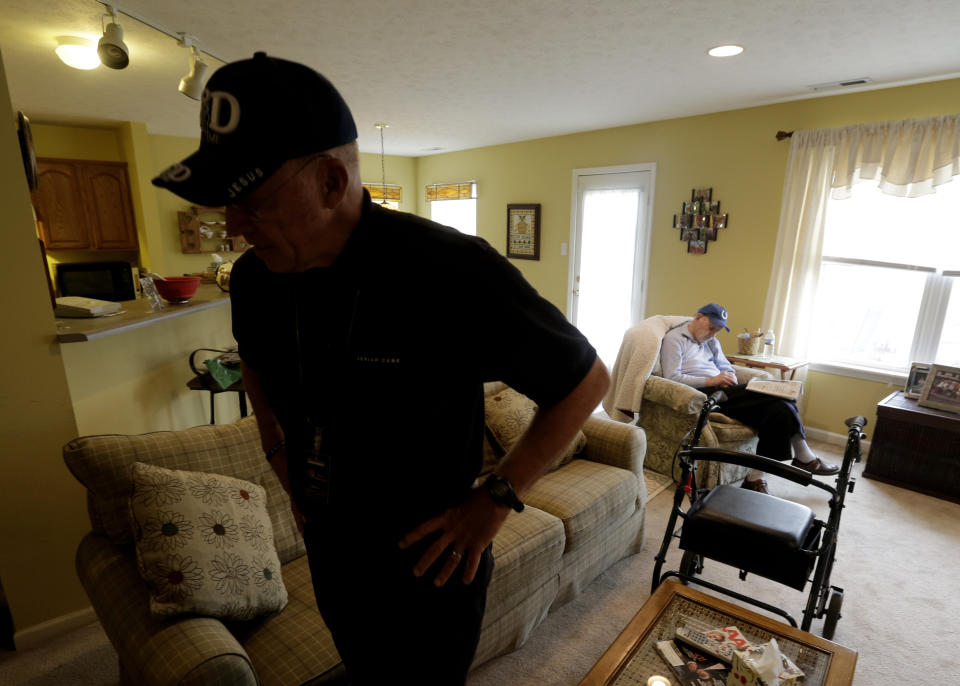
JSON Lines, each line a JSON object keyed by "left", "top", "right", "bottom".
{"left": 64, "top": 386, "right": 647, "bottom": 685}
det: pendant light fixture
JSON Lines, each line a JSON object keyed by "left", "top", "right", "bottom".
{"left": 375, "top": 123, "right": 391, "bottom": 207}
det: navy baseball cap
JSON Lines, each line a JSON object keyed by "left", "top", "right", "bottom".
{"left": 152, "top": 52, "right": 357, "bottom": 207}
{"left": 697, "top": 303, "right": 730, "bottom": 331}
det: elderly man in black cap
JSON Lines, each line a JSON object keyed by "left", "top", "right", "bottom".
{"left": 659, "top": 303, "right": 838, "bottom": 494}
{"left": 153, "top": 53, "right": 608, "bottom": 685}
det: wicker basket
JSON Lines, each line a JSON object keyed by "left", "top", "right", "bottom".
{"left": 737, "top": 334, "right": 764, "bottom": 355}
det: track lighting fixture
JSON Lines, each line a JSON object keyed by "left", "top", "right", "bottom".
{"left": 177, "top": 35, "right": 209, "bottom": 100}
{"left": 58, "top": 2, "right": 225, "bottom": 93}
{"left": 98, "top": 5, "right": 129, "bottom": 69}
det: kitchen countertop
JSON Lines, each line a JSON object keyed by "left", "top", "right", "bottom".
{"left": 55, "top": 284, "right": 231, "bottom": 343}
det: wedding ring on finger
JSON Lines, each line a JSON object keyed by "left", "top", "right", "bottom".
{"left": 450, "top": 550, "right": 463, "bottom": 561}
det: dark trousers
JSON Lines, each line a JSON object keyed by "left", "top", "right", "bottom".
{"left": 705, "top": 383, "right": 805, "bottom": 461}
{"left": 303, "top": 522, "right": 494, "bottom": 686}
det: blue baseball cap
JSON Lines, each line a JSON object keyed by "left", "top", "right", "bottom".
{"left": 697, "top": 303, "right": 730, "bottom": 331}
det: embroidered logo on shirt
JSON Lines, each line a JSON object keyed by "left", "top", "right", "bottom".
{"left": 354, "top": 353, "right": 401, "bottom": 365}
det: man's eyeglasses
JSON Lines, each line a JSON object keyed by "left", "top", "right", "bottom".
{"left": 229, "top": 153, "right": 329, "bottom": 223}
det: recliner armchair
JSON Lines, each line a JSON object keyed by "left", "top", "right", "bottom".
{"left": 604, "top": 315, "right": 771, "bottom": 488}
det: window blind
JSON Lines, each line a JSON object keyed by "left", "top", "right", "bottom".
{"left": 425, "top": 182, "right": 476, "bottom": 202}
{"left": 363, "top": 183, "right": 402, "bottom": 203}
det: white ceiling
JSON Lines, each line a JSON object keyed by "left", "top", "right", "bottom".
{"left": 2, "top": 0, "right": 960, "bottom": 157}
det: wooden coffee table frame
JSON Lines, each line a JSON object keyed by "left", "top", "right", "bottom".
{"left": 580, "top": 581, "right": 856, "bottom": 686}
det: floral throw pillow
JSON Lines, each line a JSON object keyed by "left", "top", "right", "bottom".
{"left": 129, "top": 462, "right": 288, "bottom": 620}
{"left": 483, "top": 387, "right": 587, "bottom": 474}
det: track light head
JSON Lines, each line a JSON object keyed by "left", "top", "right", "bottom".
{"left": 98, "top": 20, "right": 129, "bottom": 69}
{"left": 179, "top": 48, "right": 209, "bottom": 100}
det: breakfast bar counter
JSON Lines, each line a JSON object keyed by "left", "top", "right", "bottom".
{"left": 55, "top": 284, "right": 230, "bottom": 343}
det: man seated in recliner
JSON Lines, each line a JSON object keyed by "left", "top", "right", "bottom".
{"left": 659, "top": 303, "right": 839, "bottom": 494}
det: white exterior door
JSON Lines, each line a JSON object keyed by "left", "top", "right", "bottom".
{"left": 568, "top": 165, "right": 655, "bottom": 368}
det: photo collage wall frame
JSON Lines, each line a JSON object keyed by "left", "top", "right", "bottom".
{"left": 673, "top": 188, "right": 729, "bottom": 254}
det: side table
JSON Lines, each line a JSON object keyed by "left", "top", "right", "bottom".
{"left": 725, "top": 353, "right": 809, "bottom": 380}
{"left": 187, "top": 373, "right": 247, "bottom": 425}
{"left": 863, "top": 390, "right": 960, "bottom": 504}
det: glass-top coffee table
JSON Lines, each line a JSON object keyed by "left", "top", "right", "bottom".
{"left": 579, "top": 581, "right": 857, "bottom": 686}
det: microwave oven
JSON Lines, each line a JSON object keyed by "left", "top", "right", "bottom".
{"left": 56, "top": 261, "right": 137, "bottom": 302}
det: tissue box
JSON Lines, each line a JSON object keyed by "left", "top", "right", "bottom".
{"left": 728, "top": 638, "right": 803, "bottom": 686}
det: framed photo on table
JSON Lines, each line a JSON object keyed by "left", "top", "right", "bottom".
{"left": 918, "top": 364, "right": 960, "bottom": 413}
{"left": 904, "top": 362, "right": 931, "bottom": 399}
{"left": 506, "top": 203, "right": 541, "bottom": 260}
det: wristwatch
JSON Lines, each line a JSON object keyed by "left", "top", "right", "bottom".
{"left": 483, "top": 474, "right": 524, "bottom": 512}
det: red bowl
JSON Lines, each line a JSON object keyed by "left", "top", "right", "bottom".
{"left": 154, "top": 276, "right": 201, "bottom": 303}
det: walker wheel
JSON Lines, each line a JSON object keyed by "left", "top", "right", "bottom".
{"left": 822, "top": 590, "right": 843, "bottom": 639}
{"left": 679, "top": 550, "right": 703, "bottom": 584}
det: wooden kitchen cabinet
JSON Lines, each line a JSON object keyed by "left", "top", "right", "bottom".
{"left": 34, "top": 158, "right": 139, "bottom": 251}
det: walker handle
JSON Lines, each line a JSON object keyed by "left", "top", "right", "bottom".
{"left": 843, "top": 416, "right": 868, "bottom": 432}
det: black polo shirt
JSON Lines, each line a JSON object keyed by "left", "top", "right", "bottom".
{"left": 231, "top": 194, "right": 596, "bottom": 538}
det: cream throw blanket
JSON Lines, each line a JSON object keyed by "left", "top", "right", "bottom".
{"left": 602, "top": 315, "right": 690, "bottom": 423}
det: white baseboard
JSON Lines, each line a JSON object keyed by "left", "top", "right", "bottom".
{"left": 14, "top": 606, "right": 97, "bottom": 651}
{"left": 805, "top": 426, "right": 872, "bottom": 454}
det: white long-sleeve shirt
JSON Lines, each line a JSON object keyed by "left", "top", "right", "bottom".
{"left": 660, "top": 324, "right": 735, "bottom": 388}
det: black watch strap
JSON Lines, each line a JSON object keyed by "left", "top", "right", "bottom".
{"left": 483, "top": 474, "right": 524, "bottom": 512}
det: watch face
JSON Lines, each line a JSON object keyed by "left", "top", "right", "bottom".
{"left": 489, "top": 480, "right": 509, "bottom": 498}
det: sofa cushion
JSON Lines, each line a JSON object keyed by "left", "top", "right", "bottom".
{"left": 484, "top": 506, "right": 565, "bottom": 625}
{"left": 63, "top": 417, "right": 305, "bottom": 565}
{"left": 523, "top": 460, "right": 639, "bottom": 553}
{"left": 231, "top": 555, "right": 343, "bottom": 686}
{"left": 483, "top": 386, "right": 587, "bottom": 473}
{"left": 130, "top": 462, "right": 288, "bottom": 621}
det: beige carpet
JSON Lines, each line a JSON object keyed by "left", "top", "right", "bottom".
{"left": 2, "top": 440, "right": 957, "bottom": 685}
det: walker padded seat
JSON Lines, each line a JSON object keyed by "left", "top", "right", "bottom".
{"left": 679, "top": 484, "right": 819, "bottom": 591}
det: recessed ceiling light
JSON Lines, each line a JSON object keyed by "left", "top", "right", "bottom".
{"left": 707, "top": 45, "right": 744, "bottom": 58}
{"left": 55, "top": 36, "right": 100, "bottom": 70}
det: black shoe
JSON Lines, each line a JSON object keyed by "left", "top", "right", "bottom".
{"left": 791, "top": 457, "right": 840, "bottom": 475}
{"left": 741, "top": 477, "right": 769, "bottom": 494}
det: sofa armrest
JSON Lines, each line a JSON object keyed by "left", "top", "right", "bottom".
{"left": 581, "top": 415, "right": 647, "bottom": 474}
{"left": 642, "top": 375, "right": 706, "bottom": 415}
{"left": 76, "top": 533, "right": 257, "bottom": 686}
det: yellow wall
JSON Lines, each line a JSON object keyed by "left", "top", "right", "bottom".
{"left": 149, "top": 132, "right": 222, "bottom": 277}
{"left": 415, "top": 78, "right": 960, "bottom": 432}
{"left": 0, "top": 51, "right": 88, "bottom": 635}
{"left": 32, "top": 123, "right": 123, "bottom": 161}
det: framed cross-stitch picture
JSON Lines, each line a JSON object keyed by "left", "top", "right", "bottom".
{"left": 506, "top": 204, "right": 541, "bottom": 260}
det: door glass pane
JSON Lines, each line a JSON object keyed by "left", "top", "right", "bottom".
{"left": 809, "top": 263, "right": 926, "bottom": 369}
{"left": 576, "top": 188, "right": 640, "bottom": 367}
{"left": 936, "top": 277, "right": 960, "bottom": 366}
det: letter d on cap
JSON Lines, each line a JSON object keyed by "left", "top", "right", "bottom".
{"left": 207, "top": 91, "right": 241, "bottom": 134}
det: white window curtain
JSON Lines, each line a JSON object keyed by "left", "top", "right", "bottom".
{"left": 762, "top": 113, "right": 960, "bottom": 359}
